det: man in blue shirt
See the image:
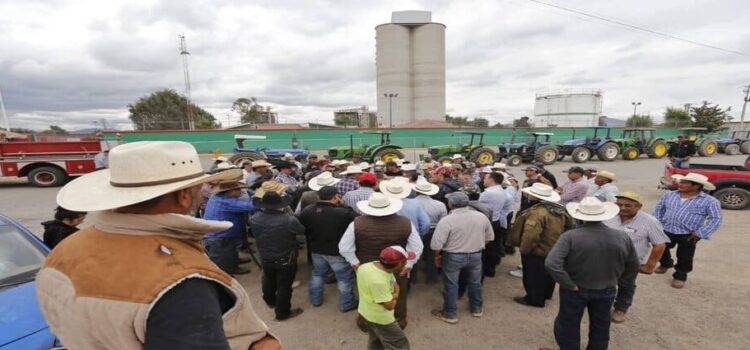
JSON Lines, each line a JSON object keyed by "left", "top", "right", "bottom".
{"left": 653, "top": 173, "right": 722, "bottom": 288}
{"left": 203, "top": 180, "right": 257, "bottom": 275}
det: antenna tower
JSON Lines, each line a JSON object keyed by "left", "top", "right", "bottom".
{"left": 179, "top": 35, "right": 195, "bottom": 130}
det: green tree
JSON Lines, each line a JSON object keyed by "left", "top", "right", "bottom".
{"left": 41, "top": 125, "right": 69, "bottom": 134}
{"left": 492, "top": 122, "right": 505, "bottom": 128}
{"left": 10, "top": 127, "right": 37, "bottom": 134}
{"left": 472, "top": 117, "right": 489, "bottom": 128}
{"left": 662, "top": 107, "right": 691, "bottom": 127}
{"left": 513, "top": 116, "right": 531, "bottom": 127}
{"left": 691, "top": 101, "right": 730, "bottom": 132}
{"left": 626, "top": 115, "right": 654, "bottom": 127}
{"left": 334, "top": 114, "right": 356, "bottom": 126}
{"left": 128, "top": 89, "right": 218, "bottom": 130}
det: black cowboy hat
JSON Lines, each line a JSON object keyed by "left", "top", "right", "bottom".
{"left": 254, "top": 191, "right": 292, "bottom": 209}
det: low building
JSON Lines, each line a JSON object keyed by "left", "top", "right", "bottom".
{"left": 334, "top": 106, "right": 378, "bottom": 128}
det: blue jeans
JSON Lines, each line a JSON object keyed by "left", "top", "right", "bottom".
{"left": 671, "top": 157, "right": 690, "bottom": 169}
{"left": 204, "top": 236, "right": 243, "bottom": 274}
{"left": 554, "top": 287, "right": 617, "bottom": 350}
{"left": 309, "top": 253, "right": 357, "bottom": 311}
{"left": 441, "top": 252, "right": 483, "bottom": 317}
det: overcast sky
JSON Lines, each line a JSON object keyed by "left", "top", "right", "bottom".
{"left": 1, "top": 0, "right": 749, "bottom": 131}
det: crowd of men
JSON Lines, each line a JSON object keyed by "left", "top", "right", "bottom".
{"left": 36, "top": 141, "right": 724, "bottom": 350}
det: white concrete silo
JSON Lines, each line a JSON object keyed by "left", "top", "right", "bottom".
{"left": 376, "top": 11, "right": 446, "bottom": 126}
{"left": 533, "top": 89, "right": 604, "bottom": 127}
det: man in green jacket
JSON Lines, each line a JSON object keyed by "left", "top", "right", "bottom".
{"left": 510, "top": 183, "right": 573, "bottom": 307}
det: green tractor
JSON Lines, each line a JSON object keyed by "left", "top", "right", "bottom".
{"left": 327, "top": 131, "right": 405, "bottom": 163}
{"left": 427, "top": 131, "right": 497, "bottom": 166}
{"left": 617, "top": 128, "right": 669, "bottom": 160}
{"left": 667, "top": 127, "right": 719, "bottom": 157}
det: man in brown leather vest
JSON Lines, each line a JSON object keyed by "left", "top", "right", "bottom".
{"left": 339, "top": 192, "right": 423, "bottom": 330}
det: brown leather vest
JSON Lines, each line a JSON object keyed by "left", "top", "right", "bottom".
{"left": 354, "top": 214, "right": 411, "bottom": 264}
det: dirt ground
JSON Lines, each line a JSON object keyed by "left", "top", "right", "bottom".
{"left": 2, "top": 154, "right": 748, "bottom": 349}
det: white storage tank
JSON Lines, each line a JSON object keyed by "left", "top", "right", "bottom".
{"left": 376, "top": 11, "right": 446, "bottom": 126}
{"left": 533, "top": 89, "right": 603, "bottom": 127}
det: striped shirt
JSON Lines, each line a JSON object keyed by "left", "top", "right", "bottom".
{"left": 653, "top": 191, "right": 722, "bottom": 239}
{"left": 604, "top": 211, "right": 670, "bottom": 264}
{"left": 342, "top": 187, "right": 375, "bottom": 215}
{"left": 560, "top": 177, "right": 588, "bottom": 205}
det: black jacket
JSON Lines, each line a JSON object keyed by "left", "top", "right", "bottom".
{"left": 541, "top": 171, "right": 558, "bottom": 189}
{"left": 668, "top": 141, "right": 696, "bottom": 158}
{"left": 250, "top": 210, "right": 305, "bottom": 261}
{"left": 42, "top": 220, "right": 78, "bottom": 249}
{"left": 298, "top": 202, "right": 357, "bottom": 256}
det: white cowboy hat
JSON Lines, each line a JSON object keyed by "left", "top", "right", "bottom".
{"left": 340, "top": 165, "right": 363, "bottom": 176}
{"left": 596, "top": 170, "right": 616, "bottom": 182}
{"left": 401, "top": 163, "right": 417, "bottom": 172}
{"left": 216, "top": 156, "right": 228, "bottom": 162}
{"left": 566, "top": 196, "right": 620, "bottom": 222}
{"left": 359, "top": 162, "right": 371, "bottom": 170}
{"left": 251, "top": 160, "right": 273, "bottom": 169}
{"left": 451, "top": 154, "right": 464, "bottom": 160}
{"left": 375, "top": 160, "right": 386, "bottom": 167}
{"left": 521, "top": 182, "right": 561, "bottom": 203}
{"left": 216, "top": 162, "right": 238, "bottom": 171}
{"left": 413, "top": 179, "right": 439, "bottom": 196}
{"left": 356, "top": 192, "right": 403, "bottom": 217}
{"left": 479, "top": 166, "right": 492, "bottom": 173}
{"left": 283, "top": 153, "right": 295, "bottom": 159}
{"left": 57, "top": 141, "right": 242, "bottom": 212}
{"left": 379, "top": 179, "right": 413, "bottom": 199}
{"left": 308, "top": 171, "right": 341, "bottom": 191}
{"left": 491, "top": 162, "right": 507, "bottom": 169}
{"left": 671, "top": 173, "right": 715, "bottom": 191}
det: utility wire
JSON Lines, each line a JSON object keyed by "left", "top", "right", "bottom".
{"left": 526, "top": 0, "right": 750, "bottom": 58}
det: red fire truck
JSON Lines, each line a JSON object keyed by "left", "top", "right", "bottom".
{"left": 0, "top": 139, "right": 107, "bottom": 187}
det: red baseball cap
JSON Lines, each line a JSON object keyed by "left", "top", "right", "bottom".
{"left": 430, "top": 166, "right": 452, "bottom": 177}
{"left": 359, "top": 172, "right": 377, "bottom": 186}
{"left": 379, "top": 246, "right": 416, "bottom": 267}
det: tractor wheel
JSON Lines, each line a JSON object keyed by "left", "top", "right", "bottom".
{"left": 571, "top": 147, "right": 591, "bottom": 163}
{"left": 373, "top": 148, "right": 404, "bottom": 163}
{"left": 437, "top": 156, "right": 452, "bottom": 165}
{"left": 725, "top": 144, "right": 741, "bottom": 155}
{"left": 228, "top": 152, "right": 264, "bottom": 166}
{"left": 507, "top": 155, "right": 523, "bottom": 167}
{"left": 713, "top": 187, "right": 750, "bottom": 210}
{"left": 741, "top": 141, "right": 750, "bottom": 154}
{"left": 622, "top": 147, "right": 640, "bottom": 160}
{"left": 28, "top": 166, "right": 67, "bottom": 187}
{"left": 469, "top": 147, "right": 497, "bottom": 166}
{"left": 534, "top": 145, "right": 559, "bottom": 165}
{"left": 647, "top": 140, "right": 668, "bottom": 159}
{"left": 596, "top": 143, "right": 620, "bottom": 161}
{"left": 698, "top": 141, "right": 718, "bottom": 157}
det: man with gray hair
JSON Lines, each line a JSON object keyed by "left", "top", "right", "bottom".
{"left": 431, "top": 192, "right": 495, "bottom": 324}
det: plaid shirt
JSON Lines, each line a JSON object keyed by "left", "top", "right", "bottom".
{"left": 342, "top": 187, "right": 374, "bottom": 215}
{"left": 275, "top": 173, "right": 299, "bottom": 187}
{"left": 653, "top": 191, "right": 722, "bottom": 239}
{"left": 335, "top": 178, "right": 360, "bottom": 196}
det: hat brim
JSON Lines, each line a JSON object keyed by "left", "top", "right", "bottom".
{"left": 614, "top": 195, "right": 643, "bottom": 205}
{"left": 252, "top": 195, "right": 292, "bottom": 209}
{"left": 356, "top": 198, "right": 403, "bottom": 216}
{"left": 521, "top": 187, "right": 562, "bottom": 203}
{"left": 340, "top": 170, "right": 363, "bottom": 175}
{"left": 214, "top": 183, "right": 249, "bottom": 193}
{"left": 565, "top": 202, "right": 620, "bottom": 222}
{"left": 671, "top": 174, "right": 715, "bottom": 191}
{"left": 379, "top": 180, "right": 413, "bottom": 199}
{"left": 57, "top": 168, "right": 243, "bottom": 212}
{"left": 308, "top": 178, "right": 340, "bottom": 191}
{"left": 414, "top": 184, "right": 439, "bottom": 196}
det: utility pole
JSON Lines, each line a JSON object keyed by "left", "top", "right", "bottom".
{"left": 384, "top": 93, "right": 397, "bottom": 128}
{"left": 740, "top": 84, "right": 750, "bottom": 128}
{"left": 631, "top": 101, "right": 642, "bottom": 116}
{"left": 179, "top": 35, "right": 195, "bottom": 130}
{"left": 0, "top": 85, "right": 9, "bottom": 132}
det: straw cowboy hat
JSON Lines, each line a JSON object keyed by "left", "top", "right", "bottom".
{"left": 491, "top": 162, "right": 507, "bottom": 170}
{"left": 340, "top": 165, "right": 364, "bottom": 176}
{"left": 57, "top": 141, "right": 242, "bottom": 212}
{"left": 615, "top": 191, "right": 644, "bottom": 205}
{"left": 413, "top": 179, "right": 439, "bottom": 196}
{"left": 566, "top": 196, "right": 620, "bottom": 222}
{"left": 253, "top": 181, "right": 289, "bottom": 198}
{"left": 671, "top": 173, "right": 715, "bottom": 191}
{"left": 356, "top": 192, "right": 404, "bottom": 217}
{"left": 379, "top": 179, "right": 413, "bottom": 199}
{"left": 213, "top": 180, "right": 248, "bottom": 193}
{"left": 521, "top": 183, "right": 561, "bottom": 203}
{"left": 596, "top": 170, "right": 617, "bottom": 182}
{"left": 251, "top": 160, "right": 273, "bottom": 169}
{"left": 308, "top": 171, "right": 340, "bottom": 191}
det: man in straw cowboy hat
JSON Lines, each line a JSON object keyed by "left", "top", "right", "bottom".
{"left": 338, "top": 192, "right": 423, "bottom": 330}
{"left": 587, "top": 170, "right": 619, "bottom": 203}
{"left": 653, "top": 172, "right": 722, "bottom": 289}
{"left": 298, "top": 186, "right": 358, "bottom": 312}
{"left": 356, "top": 246, "right": 416, "bottom": 350}
{"left": 245, "top": 159, "right": 274, "bottom": 192}
{"left": 430, "top": 191, "right": 494, "bottom": 324}
{"left": 296, "top": 171, "right": 340, "bottom": 214}
{"left": 251, "top": 191, "right": 306, "bottom": 321}
{"left": 36, "top": 141, "right": 279, "bottom": 349}
{"left": 543, "top": 197, "right": 639, "bottom": 350}
{"left": 510, "top": 183, "right": 573, "bottom": 308}
{"left": 203, "top": 180, "right": 257, "bottom": 275}
{"left": 604, "top": 191, "right": 670, "bottom": 323}
{"left": 337, "top": 165, "right": 363, "bottom": 196}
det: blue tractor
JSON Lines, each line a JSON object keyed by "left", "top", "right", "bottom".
{"left": 497, "top": 131, "right": 559, "bottom": 166}
{"left": 556, "top": 127, "right": 621, "bottom": 163}
{"left": 227, "top": 134, "right": 310, "bottom": 166}
{"left": 716, "top": 130, "right": 750, "bottom": 155}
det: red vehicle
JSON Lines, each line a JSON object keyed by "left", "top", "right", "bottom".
{"left": 659, "top": 156, "right": 750, "bottom": 210}
{"left": 0, "top": 140, "right": 105, "bottom": 187}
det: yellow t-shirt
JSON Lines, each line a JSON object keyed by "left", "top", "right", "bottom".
{"left": 356, "top": 262, "right": 396, "bottom": 325}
